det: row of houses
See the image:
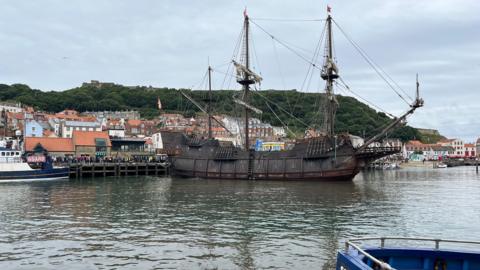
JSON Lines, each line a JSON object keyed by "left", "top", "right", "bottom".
{"left": 404, "top": 138, "right": 478, "bottom": 161}
{"left": 0, "top": 102, "right": 289, "bottom": 158}
{"left": 25, "top": 131, "right": 111, "bottom": 157}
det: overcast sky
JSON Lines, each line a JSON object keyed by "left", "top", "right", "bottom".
{"left": 0, "top": 0, "right": 479, "bottom": 141}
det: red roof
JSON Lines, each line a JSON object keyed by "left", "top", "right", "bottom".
{"left": 465, "top": 143, "right": 475, "bottom": 147}
{"left": 127, "top": 119, "right": 142, "bottom": 126}
{"left": 72, "top": 131, "right": 111, "bottom": 146}
{"left": 7, "top": 112, "right": 24, "bottom": 120}
{"left": 25, "top": 137, "right": 74, "bottom": 152}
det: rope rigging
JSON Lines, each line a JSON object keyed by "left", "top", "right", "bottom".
{"left": 332, "top": 19, "right": 414, "bottom": 104}
{"left": 250, "top": 89, "right": 310, "bottom": 128}
{"left": 249, "top": 16, "right": 414, "bottom": 132}
{"left": 251, "top": 17, "right": 325, "bottom": 22}
{"left": 182, "top": 13, "right": 418, "bottom": 143}
{"left": 250, "top": 19, "right": 322, "bottom": 71}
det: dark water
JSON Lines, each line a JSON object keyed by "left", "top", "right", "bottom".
{"left": 1, "top": 167, "right": 480, "bottom": 269}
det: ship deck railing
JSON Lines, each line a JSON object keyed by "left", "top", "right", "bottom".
{"left": 355, "top": 146, "right": 401, "bottom": 153}
{"left": 344, "top": 237, "right": 480, "bottom": 270}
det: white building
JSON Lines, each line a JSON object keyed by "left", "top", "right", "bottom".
{"left": 222, "top": 116, "right": 241, "bottom": 136}
{"left": 61, "top": 121, "right": 102, "bottom": 138}
{"left": 439, "top": 139, "right": 464, "bottom": 157}
{"left": 48, "top": 118, "right": 61, "bottom": 136}
{"left": 0, "top": 102, "right": 23, "bottom": 113}
{"left": 106, "top": 119, "right": 125, "bottom": 138}
{"left": 151, "top": 132, "right": 164, "bottom": 149}
{"left": 272, "top": 126, "right": 287, "bottom": 138}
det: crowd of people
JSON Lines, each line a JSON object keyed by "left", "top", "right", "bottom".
{"left": 52, "top": 154, "right": 169, "bottom": 165}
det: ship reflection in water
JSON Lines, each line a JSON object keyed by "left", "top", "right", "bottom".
{"left": 0, "top": 167, "right": 479, "bottom": 269}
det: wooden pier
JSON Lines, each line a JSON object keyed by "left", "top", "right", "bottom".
{"left": 68, "top": 162, "right": 170, "bottom": 178}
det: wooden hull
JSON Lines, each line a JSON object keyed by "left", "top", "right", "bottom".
{"left": 172, "top": 152, "right": 361, "bottom": 181}
{"left": 173, "top": 166, "right": 359, "bottom": 181}
{"left": 170, "top": 135, "right": 398, "bottom": 182}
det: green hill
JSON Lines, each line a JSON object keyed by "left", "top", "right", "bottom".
{"left": 0, "top": 83, "right": 420, "bottom": 141}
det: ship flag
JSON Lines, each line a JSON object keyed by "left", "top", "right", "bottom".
{"left": 327, "top": 5, "right": 332, "bottom": 13}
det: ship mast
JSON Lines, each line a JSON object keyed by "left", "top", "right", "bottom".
{"left": 321, "top": 11, "right": 339, "bottom": 137}
{"left": 238, "top": 11, "right": 254, "bottom": 150}
{"left": 232, "top": 10, "right": 263, "bottom": 149}
{"left": 207, "top": 65, "right": 213, "bottom": 139}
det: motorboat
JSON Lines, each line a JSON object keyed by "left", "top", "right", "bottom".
{"left": 336, "top": 237, "right": 480, "bottom": 270}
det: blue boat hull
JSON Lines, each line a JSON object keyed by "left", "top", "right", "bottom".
{"left": 337, "top": 247, "right": 480, "bottom": 270}
{"left": 0, "top": 167, "right": 69, "bottom": 181}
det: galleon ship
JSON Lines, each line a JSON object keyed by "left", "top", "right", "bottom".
{"left": 171, "top": 8, "right": 423, "bottom": 181}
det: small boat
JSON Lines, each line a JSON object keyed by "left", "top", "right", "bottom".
{"left": 0, "top": 148, "right": 69, "bottom": 182}
{"left": 336, "top": 237, "right": 480, "bottom": 270}
{"left": 436, "top": 163, "right": 447, "bottom": 169}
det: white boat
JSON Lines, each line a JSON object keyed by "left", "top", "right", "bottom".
{"left": 0, "top": 148, "right": 69, "bottom": 182}
{"left": 436, "top": 163, "right": 447, "bottom": 168}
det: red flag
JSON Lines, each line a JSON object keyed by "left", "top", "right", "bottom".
{"left": 327, "top": 5, "right": 332, "bottom": 13}
{"left": 243, "top": 8, "right": 248, "bottom": 18}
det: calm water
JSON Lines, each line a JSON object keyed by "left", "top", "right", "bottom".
{"left": 1, "top": 167, "right": 480, "bottom": 269}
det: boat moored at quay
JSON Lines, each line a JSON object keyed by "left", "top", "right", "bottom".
{"left": 171, "top": 8, "right": 423, "bottom": 181}
{"left": 0, "top": 148, "right": 69, "bottom": 182}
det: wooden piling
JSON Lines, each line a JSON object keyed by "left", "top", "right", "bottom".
{"left": 68, "top": 162, "right": 170, "bottom": 178}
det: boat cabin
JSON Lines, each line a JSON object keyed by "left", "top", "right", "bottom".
{"left": 0, "top": 148, "right": 22, "bottom": 163}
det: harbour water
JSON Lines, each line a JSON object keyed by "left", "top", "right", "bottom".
{"left": 1, "top": 167, "right": 479, "bottom": 269}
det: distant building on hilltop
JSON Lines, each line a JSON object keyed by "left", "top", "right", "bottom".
{"left": 416, "top": 128, "right": 441, "bottom": 136}
{"left": 82, "top": 80, "right": 116, "bottom": 88}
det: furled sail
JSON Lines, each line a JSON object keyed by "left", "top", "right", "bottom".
{"left": 232, "top": 60, "right": 263, "bottom": 84}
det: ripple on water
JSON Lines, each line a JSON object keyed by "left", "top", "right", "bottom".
{"left": 0, "top": 169, "right": 480, "bottom": 269}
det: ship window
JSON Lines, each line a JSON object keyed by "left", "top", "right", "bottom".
{"left": 11, "top": 152, "right": 14, "bottom": 156}
{"left": 6, "top": 152, "right": 9, "bottom": 156}
{"left": 15, "top": 152, "right": 19, "bottom": 156}
{"left": 1, "top": 152, "right": 4, "bottom": 156}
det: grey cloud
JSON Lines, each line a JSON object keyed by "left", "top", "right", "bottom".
{"left": 0, "top": 0, "right": 478, "bottom": 140}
